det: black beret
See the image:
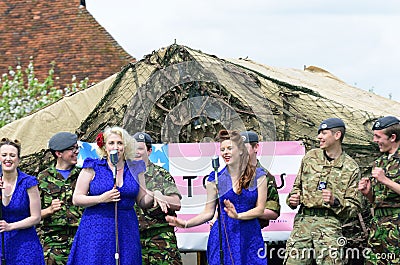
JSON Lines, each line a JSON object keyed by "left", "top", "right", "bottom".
{"left": 133, "top": 132, "right": 152, "bottom": 144}
{"left": 240, "top": 131, "right": 259, "bottom": 143}
{"left": 372, "top": 116, "right": 400, "bottom": 130}
{"left": 318, "top": 118, "right": 345, "bottom": 134}
{"left": 49, "top": 132, "right": 77, "bottom": 151}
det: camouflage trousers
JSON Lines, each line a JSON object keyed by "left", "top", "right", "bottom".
{"left": 140, "top": 227, "right": 182, "bottom": 265}
{"left": 43, "top": 235, "right": 75, "bottom": 265}
{"left": 284, "top": 214, "right": 344, "bottom": 265}
{"left": 365, "top": 213, "right": 400, "bottom": 265}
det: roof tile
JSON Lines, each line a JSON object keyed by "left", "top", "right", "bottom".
{"left": 0, "top": 1, "right": 135, "bottom": 87}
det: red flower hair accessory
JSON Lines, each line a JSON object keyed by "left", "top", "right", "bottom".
{"left": 96, "top": 132, "right": 105, "bottom": 148}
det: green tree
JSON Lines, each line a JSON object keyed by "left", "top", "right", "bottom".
{"left": 0, "top": 58, "right": 88, "bottom": 128}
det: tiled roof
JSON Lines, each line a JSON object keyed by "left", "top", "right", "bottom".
{"left": 0, "top": 1, "right": 135, "bottom": 87}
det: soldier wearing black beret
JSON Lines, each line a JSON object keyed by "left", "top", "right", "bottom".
{"left": 285, "top": 117, "right": 362, "bottom": 264}
{"left": 359, "top": 116, "right": 400, "bottom": 264}
{"left": 132, "top": 132, "right": 183, "bottom": 265}
{"left": 37, "top": 132, "right": 82, "bottom": 264}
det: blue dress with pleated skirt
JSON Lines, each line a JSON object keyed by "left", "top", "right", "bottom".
{"left": 0, "top": 170, "right": 45, "bottom": 265}
{"left": 67, "top": 158, "right": 145, "bottom": 265}
{"left": 206, "top": 167, "right": 267, "bottom": 265}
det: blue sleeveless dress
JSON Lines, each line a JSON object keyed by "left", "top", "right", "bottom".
{"left": 207, "top": 167, "right": 267, "bottom": 265}
{"left": 67, "top": 158, "right": 145, "bottom": 265}
{"left": 0, "top": 170, "right": 45, "bottom": 265}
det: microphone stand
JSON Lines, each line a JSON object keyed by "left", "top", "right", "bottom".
{"left": 0, "top": 166, "right": 5, "bottom": 265}
{"left": 110, "top": 151, "right": 120, "bottom": 265}
{"left": 212, "top": 156, "right": 223, "bottom": 265}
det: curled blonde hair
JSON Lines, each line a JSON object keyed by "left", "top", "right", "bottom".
{"left": 96, "top": 126, "right": 136, "bottom": 160}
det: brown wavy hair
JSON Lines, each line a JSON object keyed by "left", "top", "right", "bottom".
{"left": 216, "top": 130, "right": 256, "bottom": 194}
{"left": 0, "top": 138, "right": 22, "bottom": 158}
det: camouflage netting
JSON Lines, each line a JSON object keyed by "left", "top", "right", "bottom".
{"left": 20, "top": 44, "right": 383, "bottom": 174}
{"left": 19, "top": 44, "right": 386, "bottom": 261}
{"left": 78, "top": 45, "right": 381, "bottom": 163}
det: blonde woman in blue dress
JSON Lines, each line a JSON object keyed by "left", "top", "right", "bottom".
{"left": 67, "top": 127, "right": 167, "bottom": 265}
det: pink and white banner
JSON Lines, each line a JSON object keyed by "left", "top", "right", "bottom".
{"left": 78, "top": 141, "right": 305, "bottom": 250}
{"left": 157, "top": 141, "right": 305, "bottom": 251}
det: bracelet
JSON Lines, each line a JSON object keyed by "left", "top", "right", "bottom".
{"left": 184, "top": 220, "right": 188, "bottom": 229}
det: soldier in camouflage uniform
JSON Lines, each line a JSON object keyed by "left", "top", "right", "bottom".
{"left": 359, "top": 116, "right": 400, "bottom": 265}
{"left": 38, "top": 132, "right": 82, "bottom": 265}
{"left": 240, "top": 131, "right": 280, "bottom": 228}
{"left": 284, "top": 118, "right": 362, "bottom": 265}
{"left": 133, "top": 132, "right": 182, "bottom": 265}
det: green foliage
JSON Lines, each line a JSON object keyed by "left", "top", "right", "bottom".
{"left": 0, "top": 57, "right": 88, "bottom": 128}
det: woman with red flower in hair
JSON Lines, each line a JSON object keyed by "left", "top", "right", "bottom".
{"left": 67, "top": 126, "right": 162, "bottom": 265}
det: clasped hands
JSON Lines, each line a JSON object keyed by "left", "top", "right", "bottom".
{"left": 358, "top": 167, "right": 386, "bottom": 195}
{"left": 99, "top": 188, "right": 169, "bottom": 212}
{"left": 289, "top": 189, "right": 335, "bottom": 207}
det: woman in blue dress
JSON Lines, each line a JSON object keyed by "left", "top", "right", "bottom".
{"left": 67, "top": 127, "right": 164, "bottom": 265}
{"left": 167, "top": 130, "right": 268, "bottom": 265}
{"left": 0, "top": 138, "right": 44, "bottom": 265}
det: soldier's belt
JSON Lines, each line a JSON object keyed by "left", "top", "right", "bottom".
{"left": 47, "top": 226, "right": 77, "bottom": 236}
{"left": 374, "top": 207, "right": 400, "bottom": 217}
{"left": 301, "top": 207, "right": 336, "bottom": 217}
{"left": 140, "top": 226, "right": 175, "bottom": 239}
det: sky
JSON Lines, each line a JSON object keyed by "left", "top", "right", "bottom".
{"left": 87, "top": 0, "right": 400, "bottom": 102}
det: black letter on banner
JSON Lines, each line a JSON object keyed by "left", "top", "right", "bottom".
{"left": 183, "top": 176, "right": 196, "bottom": 197}
{"left": 277, "top": 173, "right": 286, "bottom": 189}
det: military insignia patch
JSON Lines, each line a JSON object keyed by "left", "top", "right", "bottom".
{"left": 318, "top": 181, "right": 327, "bottom": 190}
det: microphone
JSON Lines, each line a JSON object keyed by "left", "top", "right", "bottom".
{"left": 211, "top": 155, "right": 223, "bottom": 263}
{"left": 212, "top": 155, "right": 220, "bottom": 170}
{"left": 110, "top": 150, "right": 118, "bottom": 166}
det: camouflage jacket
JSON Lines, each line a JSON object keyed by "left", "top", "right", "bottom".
{"left": 257, "top": 160, "right": 281, "bottom": 214}
{"left": 135, "top": 162, "right": 182, "bottom": 231}
{"left": 372, "top": 148, "right": 400, "bottom": 208}
{"left": 287, "top": 148, "right": 362, "bottom": 219}
{"left": 37, "top": 164, "right": 82, "bottom": 237}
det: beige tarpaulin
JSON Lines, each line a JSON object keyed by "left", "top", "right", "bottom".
{"left": 227, "top": 59, "right": 400, "bottom": 118}
{"left": 0, "top": 73, "right": 116, "bottom": 156}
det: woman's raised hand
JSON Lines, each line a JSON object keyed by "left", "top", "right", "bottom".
{"left": 223, "top": 199, "right": 239, "bottom": 219}
{"left": 165, "top": 215, "right": 186, "bottom": 228}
